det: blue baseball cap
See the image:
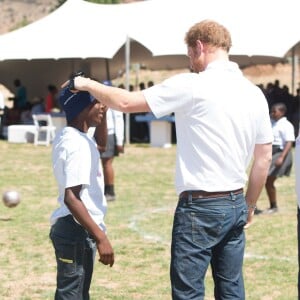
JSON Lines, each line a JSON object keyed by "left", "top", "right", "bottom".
{"left": 59, "top": 88, "right": 95, "bottom": 122}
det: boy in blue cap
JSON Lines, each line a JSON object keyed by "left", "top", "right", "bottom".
{"left": 49, "top": 87, "right": 114, "bottom": 300}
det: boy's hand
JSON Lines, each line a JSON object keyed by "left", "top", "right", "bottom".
{"left": 97, "top": 236, "right": 114, "bottom": 267}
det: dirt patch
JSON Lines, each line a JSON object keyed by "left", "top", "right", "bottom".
{"left": 0, "top": 0, "right": 58, "bottom": 35}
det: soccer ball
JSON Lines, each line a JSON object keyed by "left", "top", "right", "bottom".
{"left": 2, "top": 190, "right": 21, "bottom": 208}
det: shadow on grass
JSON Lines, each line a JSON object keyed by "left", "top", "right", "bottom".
{"left": 0, "top": 217, "right": 13, "bottom": 221}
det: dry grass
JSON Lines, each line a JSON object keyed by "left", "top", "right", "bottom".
{"left": 0, "top": 141, "right": 298, "bottom": 299}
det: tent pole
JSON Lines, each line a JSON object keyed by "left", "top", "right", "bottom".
{"left": 292, "top": 47, "right": 296, "bottom": 95}
{"left": 105, "top": 58, "right": 111, "bottom": 81}
{"left": 125, "top": 35, "right": 130, "bottom": 145}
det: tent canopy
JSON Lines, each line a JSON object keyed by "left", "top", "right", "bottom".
{"left": 0, "top": 0, "right": 300, "bottom": 99}
{"left": 1, "top": 0, "right": 299, "bottom": 61}
{"left": 0, "top": 0, "right": 128, "bottom": 60}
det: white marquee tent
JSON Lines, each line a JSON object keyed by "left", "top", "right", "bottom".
{"left": 0, "top": 0, "right": 300, "bottom": 99}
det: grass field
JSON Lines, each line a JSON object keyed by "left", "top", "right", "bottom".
{"left": 0, "top": 140, "right": 298, "bottom": 299}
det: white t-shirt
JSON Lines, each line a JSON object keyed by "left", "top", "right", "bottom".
{"left": 87, "top": 109, "right": 124, "bottom": 146}
{"left": 271, "top": 116, "right": 295, "bottom": 149}
{"left": 143, "top": 60, "right": 273, "bottom": 194}
{"left": 0, "top": 92, "right": 4, "bottom": 110}
{"left": 50, "top": 127, "right": 107, "bottom": 231}
{"left": 296, "top": 132, "right": 300, "bottom": 208}
{"left": 106, "top": 108, "right": 124, "bottom": 146}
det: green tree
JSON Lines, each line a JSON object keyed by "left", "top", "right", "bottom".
{"left": 55, "top": 0, "right": 121, "bottom": 7}
{"left": 12, "top": 16, "right": 30, "bottom": 31}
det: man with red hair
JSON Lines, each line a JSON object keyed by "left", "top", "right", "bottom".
{"left": 64, "top": 19, "right": 272, "bottom": 299}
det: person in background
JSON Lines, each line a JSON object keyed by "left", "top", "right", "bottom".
{"left": 101, "top": 80, "right": 125, "bottom": 201}
{"left": 263, "top": 102, "right": 295, "bottom": 214}
{"left": 45, "top": 84, "right": 58, "bottom": 113}
{"left": 31, "top": 96, "right": 45, "bottom": 115}
{"left": 49, "top": 87, "right": 114, "bottom": 300}
{"left": 296, "top": 130, "right": 300, "bottom": 298}
{"left": 64, "top": 19, "right": 272, "bottom": 299}
{"left": 147, "top": 80, "right": 154, "bottom": 88}
{"left": 7, "top": 78, "right": 28, "bottom": 123}
{"left": 137, "top": 81, "right": 149, "bottom": 142}
{"left": 0, "top": 90, "right": 5, "bottom": 138}
{"left": 10, "top": 78, "right": 28, "bottom": 110}
{"left": 292, "top": 88, "right": 300, "bottom": 138}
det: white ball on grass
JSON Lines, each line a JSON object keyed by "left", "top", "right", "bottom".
{"left": 2, "top": 190, "right": 21, "bottom": 208}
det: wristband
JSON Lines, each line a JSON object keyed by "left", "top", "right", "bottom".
{"left": 247, "top": 204, "right": 257, "bottom": 210}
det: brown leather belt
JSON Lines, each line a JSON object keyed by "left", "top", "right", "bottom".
{"left": 179, "top": 188, "right": 243, "bottom": 199}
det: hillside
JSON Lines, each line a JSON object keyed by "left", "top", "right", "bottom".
{"left": 0, "top": 0, "right": 59, "bottom": 35}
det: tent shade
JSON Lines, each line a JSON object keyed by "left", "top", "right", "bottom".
{"left": 0, "top": 0, "right": 300, "bottom": 98}
{"left": 1, "top": 0, "right": 300, "bottom": 62}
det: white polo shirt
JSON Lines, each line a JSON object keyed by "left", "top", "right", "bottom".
{"left": 143, "top": 60, "right": 273, "bottom": 194}
{"left": 50, "top": 127, "right": 107, "bottom": 231}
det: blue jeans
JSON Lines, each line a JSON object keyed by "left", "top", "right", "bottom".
{"left": 170, "top": 192, "right": 248, "bottom": 300}
{"left": 49, "top": 215, "right": 96, "bottom": 300}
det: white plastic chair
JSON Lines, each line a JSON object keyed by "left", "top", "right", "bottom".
{"left": 32, "top": 114, "right": 56, "bottom": 146}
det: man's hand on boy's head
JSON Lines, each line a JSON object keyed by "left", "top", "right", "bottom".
{"left": 72, "top": 76, "right": 92, "bottom": 92}
{"left": 61, "top": 71, "right": 85, "bottom": 92}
